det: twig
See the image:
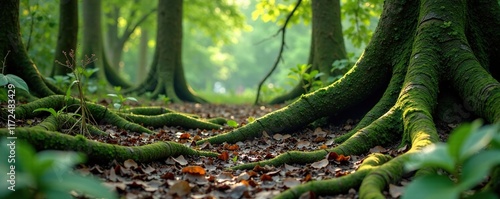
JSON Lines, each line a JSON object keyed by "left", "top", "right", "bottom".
{"left": 254, "top": 0, "right": 303, "bottom": 105}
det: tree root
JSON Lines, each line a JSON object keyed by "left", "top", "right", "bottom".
{"left": 0, "top": 128, "right": 218, "bottom": 163}
{"left": 275, "top": 153, "right": 392, "bottom": 199}
{"left": 7, "top": 95, "right": 222, "bottom": 135}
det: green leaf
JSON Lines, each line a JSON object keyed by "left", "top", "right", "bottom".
{"left": 66, "top": 80, "right": 78, "bottom": 100}
{"left": 5, "top": 74, "right": 29, "bottom": 92}
{"left": 227, "top": 120, "right": 238, "bottom": 128}
{"left": 33, "top": 108, "right": 58, "bottom": 117}
{"left": 405, "top": 143, "right": 455, "bottom": 174}
{"left": 459, "top": 122, "right": 497, "bottom": 161}
{"left": 0, "top": 74, "right": 8, "bottom": 86}
{"left": 447, "top": 121, "right": 481, "bottom": 162}
{"left": 401, "top": 174, "right": 460, "bottom": 199}
{"left": 459, "top": 149, "right": 500, "bottom": 191}
{"left": 113, "top": 103, "right": 122, "bottom": 110}
{"left": 247, "top": 116, "right": 255, "bottom": 123}
{"left": 107, "top": 93, "right": 118, "bottom": 98}
{"left": 125, "top": 97, "right": 138, "bottom": 102}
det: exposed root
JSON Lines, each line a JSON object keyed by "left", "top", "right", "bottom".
{"left": 0, "top": 128, "right": 218, "bottom": 163}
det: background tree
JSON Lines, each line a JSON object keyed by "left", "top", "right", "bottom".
{"left": 103, "top": 0, "right": 156, "bottom": 71}
{"left": 266, "top": 0, "right": 347, "bottom": 104}
{"left": 51, "top": 0, "right": 78, "bottom": 76}
{"left": 82, "top": 0, "right": 131, "bottom": 88}
{"left": 1, "top": 0, "right": 60, "bottom": 98}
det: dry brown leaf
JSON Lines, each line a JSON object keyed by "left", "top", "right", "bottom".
{"left": 369, "top": 146, "right": 387, "bottom": 153}
{"left": 273, "top": 133, "right": 283, "bottom": 140}
{"left": 284, "top": 164, "right": 299, "bottom": 171}
{"left": 327, "top": 152, "right": 351, "bottom": 163}
{"left": 181, "top": 166, "right": 206, "bottom": 175}
{"left": 179, "top": 133, "right": 191, "bottom": 139}
{"left": 123, "top": 159, "right": 138, "bottom": 169}
{"left": 313, "top": 127, "right": 327, "bottom": 137}
{"left": 224, "top": 143, "right": 239, "bottom": 151}
{"left": 218, "top": 151, "right": 229, "bottom": 161}
{"left": 319, "top": 144, "right": 328, "bottom": 149}
{"left": 313, "top": 136, "right": 326, "bottom": 143}
{"left": 282, "top": 134, "right": 291, "bottom": 140}
{"left": 170, "top": 180, "right": 191, "bottom": 196}
{"left": 297, "top": 140, "right": 310, "bottom": 149}
{"left": 311, "top": 159, "right": 329, "bottom": 169}
{"left": 260, "top": 174, "right": 273, "bottom": 181}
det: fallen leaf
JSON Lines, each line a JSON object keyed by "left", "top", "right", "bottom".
{"left": 313, "top": 127, "right": 327, "bottom": 137}
{"left": 297, "top": 140, "right": 310, "bottom": 149}
{"left": 218, "top": 151, "right": 229, "bottom": 161}
{"left": 369, "top": 146, "right": 387, "bottom": 153}
{"left": 181, "top": 166, "right": 206, "bottom": 175}
{"left": 319, "top": 144, "right": 328, "bottom": 149}
{"left": 273, "top": 134, "right": 283, "bottom": 140}
{"left": 160, "top": 172, "right": 175, "bottom": 180}
{"left": 170, "top": 180, "right": 191, "bottom": 196}
{"left": 193, "top": 135, "right": 202, "bottom": 141}
{"left": 260, "top": 174, "right": 273, "bottom": 181}
{"left": 311, "top": 159, "right": 329, "bottom": 169}
{"left": 303, "top": 173, "right": 312, "bottom": 182}
{"left": 124, "top": 159, "right": 138, "bottom": 169}
{"left": 313, "top": 136, "right": 326, "bottom": 143}
{"left": 327, "top": 152, "right": 351, "bottom": 163}
{"left": 108, "top": 167, "right": 117, "bottom": 182}
{"left": 389, "top": 184, "right": 404, "bottom": 198}
{"left": 173, "top": 155, "right": 188, "bottom": 165}
{"left": 224, "top": 144, "right": 239, "bottom": 151}
{"left": 283, "top": 178, "right": 301, "bottom": 188}
{"left": 284, "top": 164, "right": 299, "bottom": 171}
{"left": 179, "top": 133, "right": 191, "bottom": 139}
{"left": 282, "top": 134, "right": 291, "bottom": 140}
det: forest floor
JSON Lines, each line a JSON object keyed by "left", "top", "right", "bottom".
{"left": 27, "top": 102, "right": 455, "bottom": 198}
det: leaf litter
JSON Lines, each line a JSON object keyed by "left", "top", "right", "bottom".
{"left": 71, "top": 103, "right": 420, "bottom": 198}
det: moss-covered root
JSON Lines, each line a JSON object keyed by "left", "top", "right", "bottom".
{"left": 0, "top": 128, "right": 217, "bottom": 163}
{"left": 123, "top": 106, "right": 176, "bottom": 115}
{"left": 230, "top": 107, "right": 402, "bottom": 171}
{"left": 274, "top": 154, "right": 392, "bottom": 199}
{"left": 117, "top": 112, "right": 221, "bottom": 129}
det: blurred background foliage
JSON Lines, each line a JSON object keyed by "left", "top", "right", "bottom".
{"left": 19, "top": 0, "right": 381, "bottom": 104}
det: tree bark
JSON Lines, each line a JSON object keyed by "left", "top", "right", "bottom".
{"left": 128, "top": 0, "right": 204, "bottom": 103}
{"left": 82, "top": 0, "right": 130, "bottom": 88}
{"left": 269, "top": 0, "right": 347, "bottom": 104}
{"left": 51, "top": 0, "right": 78, "bottom": 76}
{"left": 0, "top": 0, "right": 60, "bottom": 97}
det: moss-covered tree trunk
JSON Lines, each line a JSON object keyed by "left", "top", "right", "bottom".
{"left": 199, "top": 0, "right": 500, "bottom": 197}
{"left": 128, "top": 0, "right": 205, "bottom": 103}
{"left": 82, "top": 0, "right": 131, "bottom": 88}
{"left": 51, "top": 0, "right": 78, "bottom": 76}
{"left": 0, "top": 0, "right": 61, "bottom": 98}
{"left": 269, "top": 0, "right": 347, "bottom": 104}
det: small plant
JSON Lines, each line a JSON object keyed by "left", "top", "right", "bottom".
{"left": 157, "top": 94, "right": 171, "bottom": 105}
{"left": 55, "top": 49, "right": 97, "bottom": 135}
{"left": 1, "top": 51, "right": 29, "bottom": 102}
{"left": 45, "top": 75, "right": 70, "bottom": 91}
{"left": 329, "top": 59, "right": 353, "bottom": 83}
{"left": 403, "top": 120, "right": 500, "bottom": 199}
{"left": 288, "top": 64, "right": 323, "bottom": 93}
{"left": 227, "top": 119, "right": 239, "bottom": 128}
{"left": 107, "top": 86, "right": 138, "bottom": 111}
{"left": 0, "top": 139, "right": 117, "bottom": 199}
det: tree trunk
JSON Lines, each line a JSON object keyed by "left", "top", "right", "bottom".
{"left": 128, "top": 0, "right": 204, "bottom": 103}
{"left": 268, "top": 0, "right": 347, "bottom": 104}
{"left": 51, "top": 0, "right": 78, "bottom": 76}
{"left": 0, "top": 0, "right": 61, "bottom": 98}
{"left": 199, "top": 0, "right": 500, "bottom": 197}
{"left": 82, "top": 0, "right": 130, "bottom": 88}
{"left": 137, "top": 29, "right": 148, "bottom": 83}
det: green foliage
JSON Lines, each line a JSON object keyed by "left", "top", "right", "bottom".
{"left": 252, "top": 0, "right": 312, "bottom": 25}
{"left": 0, "top": 139, "right": 117, "bottom": 199}
{"left": 227, "top": 119, "right": 239, "bottom": 128}
{"left": 288, "top": 64, "right": 323, "bottom": 92}
{"left": 342, "top": 0, "right": 383, "bottom": 48}
{"left": 0, "top": 74, "right": 29, "bottom": 93}
{"left": 329, "top": 58, "right": 354, "bottom": 82}
{"left": 20, "top": 0, "right": 59, "bottom": 75}
{"left": 403, "top": 120, "right": 500, "bottom": 199}
{"left": 107, "top": 86, "right": 138, "bottom": 111}
{"left": 33, "top": 107, "right": 59, "bottom": 117}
